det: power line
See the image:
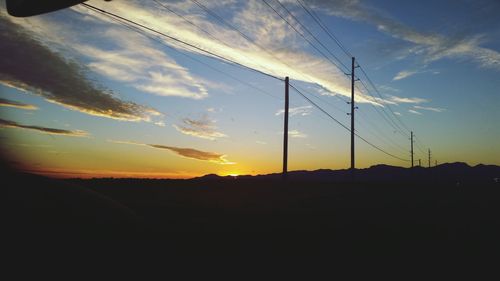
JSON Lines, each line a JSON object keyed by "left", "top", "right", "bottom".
{"left": 295, "top": 0, "right": 352, "bottom": 58}
{"left": 292, "top": 84, "right": 348, "bottom": 114}
{"left": 188, "top": 0, "right": 327, "bottom": 86}
{"left": 81, "top": 3, "right": 287, "bottom": 104}
{"left": 356, "top": 109, "right": 409, "bottom": 154}
{"left": 356, "top": 80, "right": 409, "bottom": 137}
{"left": 188, "top": 0, "right": 311, "bottom": 81}
{"left": 290, "top": 0, "right": 417, "bottom": 144}
{"left": 358, "top": 65, "right": 412, "bottom": 134}
{"left": 413, "top": 134, "right": 428, "bottom": 155}
{"left": 81, "top": 1, "right": 413, "bottom": 164}
{"left": 152, "top": 0, "right": 277, "bottom": 76}
{"left": 290, "top": 83, "right": 409, "bottom": 162}
{"left": 355, "top": 118, "right": 409, "bottom": 156}
{"left": 290, "top": 84, "right": 351, "bottom": 131}
{"left": 81, "top": 3, "right": 283, "bottom": 82}
{"left": 261, "top": 0, "right": 349, "bottom": 74}
{"left": 273, "top": 0, "right": 349, "bottom": 72}
{"left": 292, "top": 82, "right": 408, "bottom": 156}
{"left": 356, "top": 82, "right": 408, "bottom": 139}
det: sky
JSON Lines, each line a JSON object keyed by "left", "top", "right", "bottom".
{"left": 0, "top": 0, "right": 499, "bottom": 178}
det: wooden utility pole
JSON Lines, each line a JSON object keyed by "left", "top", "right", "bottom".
{"left": 282, "top": 77, "right": 289, "bottom": 180}
{"left": 410, "top": 131, "right": 414, "bottom": 168}
{"left": 428, "top": 149, "right": 431, "bottom": 168}
{"left": 350, "top": 57, "right": 356, "bottom": 170}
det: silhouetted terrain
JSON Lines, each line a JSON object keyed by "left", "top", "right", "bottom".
{"left": 5, "top": 162, "right": 500, "bottom": 256}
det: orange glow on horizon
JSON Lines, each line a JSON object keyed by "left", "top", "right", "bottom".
{"left": 22, "top": 167, "right": 201, "bottom": 179}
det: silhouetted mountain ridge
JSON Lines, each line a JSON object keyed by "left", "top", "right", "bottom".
{"left": 194, "top": 162, "right": 499, "bottom": 183}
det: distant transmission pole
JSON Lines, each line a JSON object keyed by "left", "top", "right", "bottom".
{"left": 418, "top": 159, "right": 421, "bottom": 167}
{"left": 428, "top": 149, "right": 431, "bottom": 168}
{"left": 410, "top": 131, "right": 414, "bottom": 168}
{"left": 282, "top": 76, "right": 289, "bottom": 181}
{"left": 349, "top": 57, "right": 358, "bottom": 170}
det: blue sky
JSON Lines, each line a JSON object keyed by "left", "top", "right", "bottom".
{"left": 0, "top": 0, "right": 499, "bottom": 178}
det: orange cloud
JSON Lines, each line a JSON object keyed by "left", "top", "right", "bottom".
{"left": 0, "top": 98, "right": 37, "bottom": 110}
{"left": 148, "top": 144, "right": 235, "bottom": 164}
{"left": 0, "top": 118, "right": 88, "bottom": 137}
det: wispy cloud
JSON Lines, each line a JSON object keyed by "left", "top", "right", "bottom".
{"left": 309, "top": 0, "right": 500, "bottom": 71}
{"left": 290, "top": 130, "right": 307, "bottom": 138}
{"left": 0, "top": 118, "right": 88, "bottom": 137}
{"left": 107, "top": 139, "right": 144, "bottom": 146}
{"left": 66, "top": 0, "right": 382, "bottom": 104}
{"left": 408, "top": 109, "right": 422, "bottom": 115}
{"left": 0, "top": 15, "right": 161, "bottom": 122}
{"left": 393, "top": 70, "right": 419, "bottom": 81}
{"left": 393, "top": 68, "right": 441, "bottom": 81}
{"left": 275, "top": 105, "right": 312, "bottom": 117}
{"left": 173, "top": 115, "right": 227, "bottom": 140}
{"left": 149, "top": 144, "right": 235, "bottom": 164}
{"left": 108, "top": 139, "right": 234, "bottom": 164}
{"left": 282, "top": 130, "right": 308, "bottom": 138}
{"left": 387, "top": 95, "right": 428, "bottom": 104}
{"left": 75, "top": 29, "right": 209, "bottom": 100}
{"left": 394, "top": 111, "right": 402, "bottom": 116}
{"left": 413, "top": 105, "right": 445, "bottom": 112}
{"left": 378, "top": 85, "right": 400, "bottom": 93}
{"left": 0, "top": 98, "right": 37, "bottom": 110}
{"left": 255, "top": 140, "right": 267, "bottom": 145}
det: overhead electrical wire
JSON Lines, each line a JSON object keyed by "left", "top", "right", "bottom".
{"left": 356, "top": 80, "right": 409, "bottom": 137}
{"left": 358, "top": 66, "right": 412, "bottom": 134}
{"left": 81, "top": 3, "right": 289, "bottom": 104}
{"left": 188, "top": 0, "right": 318, "bottom": 84}
{"left": 271, "top": 0, "right": 418, "bottom": 148}
{"left": 356, "top": 109, "right": 410, "bottom": 154}
{"left": 261, "top": 0, "right": 349, "bottom": 74}
{"left": 81, "top": 3, "right": 283, "bottom": 82}
{"left": 290, "top": 83, "right": 410, "bottom": 162}
{"left": 273, "top": 0, "right": 349, "bottom": 72}
{"left": 295, "top": 0, "right": 352, "bottom": 58}
{"left": 152, "top": 0, "right": 282, "bottom": 79}
{"left": 289, "top": 0, "right": 416, "bottom": 142}
{"left": 81, "top": 1, "right": 416, "bottom": 164}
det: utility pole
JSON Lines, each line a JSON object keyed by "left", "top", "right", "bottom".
{"left": 350, "top": 57, "right": 356, "bottom": 170}
{"left": 435, "top": 160, "right": 438, "bottom": 167}
{"left": 282, "top": 76, "right": 289, "bottom": 181}
{"left": 418, "top": 159, "right": 421, "bottom": 167}
{"left": 410, "top": 131, "right": 414, "bottom": 168}
{"left": 428, "top": 149, "right": 431, "bottom": 168}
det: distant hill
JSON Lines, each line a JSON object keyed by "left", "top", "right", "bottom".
{"left": 193, "top": 162, "right": 500, "bottom": 183}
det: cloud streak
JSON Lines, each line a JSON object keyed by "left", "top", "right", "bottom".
{"left": 0, "top": 14, "right": 161, "bottom": 122}
{"left": 0, "top": 97, "right": 37, "bottom": 110}
{"left": 387, "top": 95, "right": 427, "bottom": 104}
{"left": 75, "top": 29, "right": 209, "bottom": 100}
{"left": 275, "top": 105, "right": 312, "bottom": 117}
{"left": 108, "top": 139, "right": 234, "bottom": 164}
{"left": 148, "top": 144, "right": 235, "bottom": 164}
{"left": 309, "top": 0, "right": 500, "bottom": 71}
{"left": 67, "top": 0, "right": 383, "bottom": 104}
{"left": 173, "top": 115, "right": 227, "bottom": 140}
{"left": 280, "top": 129, "right": 307, "bottom": 138}
{"left": 413, "top": 105, "right": 445, "bottom": 112}
{"left": 0, "top": 118, "right": 88, "bottom": 137}
{"left": 393, "top": 70, "right": 418, "bottom": 81}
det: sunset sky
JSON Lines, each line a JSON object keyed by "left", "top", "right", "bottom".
{"left": 1, "top": 0, "right": 499, "bottom": 178}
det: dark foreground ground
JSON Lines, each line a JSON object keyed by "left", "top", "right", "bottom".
{"left": 5, "top": 167, "right": 500, "bottom": 257}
